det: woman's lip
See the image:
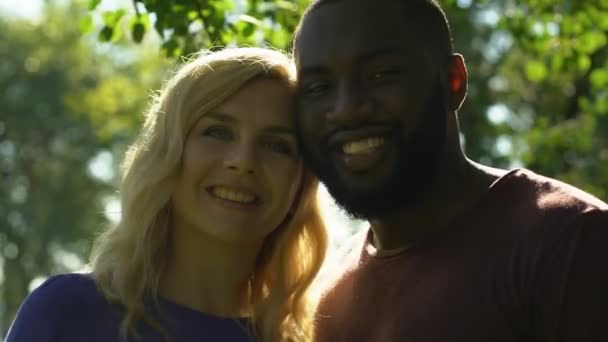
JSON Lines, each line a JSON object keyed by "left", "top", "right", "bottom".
{"left": 205, "top": 185, "right": 262, "bottom": 204}
{"left": 205, "top": 188, "right": 261, "bottom": 210}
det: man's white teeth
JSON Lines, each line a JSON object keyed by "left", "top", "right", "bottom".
{"left": 211, "top": 186, "right": 255, "bottom": 204}
{"left": 342, "top": 137, "right": 385, "bottom": 155}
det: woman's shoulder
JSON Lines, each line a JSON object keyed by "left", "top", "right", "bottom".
{"left": 27, "top": 272, "right": 103, "bottom": 307}
{"left": 6, "top": 272, "right": 119, "bottom": 342}
{"left": 19, "top": 272, "right": 95, "bottom": 305}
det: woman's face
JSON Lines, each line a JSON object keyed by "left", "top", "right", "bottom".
{"left": 171, "top": 77, "right": 302, "bottom": 245}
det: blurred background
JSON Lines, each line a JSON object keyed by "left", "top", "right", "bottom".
{"left": 0, "top": 0, "right": 606, "bottom": 337}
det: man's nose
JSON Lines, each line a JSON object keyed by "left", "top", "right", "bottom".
{"left": 327, "top": 80, "right": 373, "bottom": 126}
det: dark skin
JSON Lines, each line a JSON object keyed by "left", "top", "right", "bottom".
{"left": 295, "top": 0, "right": 506, "bottom": 250}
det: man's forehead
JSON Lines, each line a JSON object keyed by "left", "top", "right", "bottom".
{"left": 297, "top": 47, "right": 412, "bottom": 75}
{"left": 294, "top": 0, "right": 419, "bottom": 67}
{"left": 298, "top": 0, "right": 399, "bottom": 36}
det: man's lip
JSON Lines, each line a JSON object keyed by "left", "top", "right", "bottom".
{"left": 326, "top": 125, "right": 395, "bottom": 149}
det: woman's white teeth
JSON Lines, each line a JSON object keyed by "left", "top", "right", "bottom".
{"left": 212, "top": 187, "right": 255, "bottom": 204}
{"left": 342, "top": 137, "right": 385, "bottom": 155}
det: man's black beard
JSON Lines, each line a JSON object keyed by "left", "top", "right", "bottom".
{"left": 299, "top": 83, "right": 448, "bottom": 220}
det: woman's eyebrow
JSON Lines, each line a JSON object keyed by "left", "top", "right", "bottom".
{"left": 202, "top": 112, "right": 237, "bottom": 123}
{"left": 203, "top": 112, "right": 295, "bottom": 137}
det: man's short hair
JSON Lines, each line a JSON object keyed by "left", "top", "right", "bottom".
{"left": 292, "top": 0, "right": 454, "bottom": 64}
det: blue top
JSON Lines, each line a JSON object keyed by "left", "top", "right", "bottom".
{"left": 5, "top": 273, "right": 255, "bottom": 342}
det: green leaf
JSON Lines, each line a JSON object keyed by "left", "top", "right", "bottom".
{"left": 590, "top": 68, "right": 608, "bottom": 89}
{"left": 129, "top": 14, "right": 150, "bottom": 43}
{"left": 238, "top": 14, "right": 263, "bottom": 26}
{"left": 99, "top": 25, "right": 114, "bottom": 42}
{"left": 131, "top": 22, "right": 146, "bottom": 43}
{"left": 79, "top": 15, "right": 94, "bottom": 34}
{"left": 596, "top": 94, "right": 608, "bottom": 115}
{"left": 578, "top": 31, "right": 607, "bottom": 54}
{"left": 211, "top": 0, "right": 235, "bottom": 12}
{"left": 249, "top": 0, "right": 260, "bottom": 12}
{"left": 88, "top": 0, "right": 102, "bottom": 10}
{"left": 235, "top": 14, "right": 262, "bottom": 38}
{"left": 243, "top": 22, "right": 256, "bottom": 37}
{"left": 162, "top": 38, "right": 181, "bottom": 58}
{"left": 561, "top": 16, "right": 584, "bottom": 35}
{"left": 525, "top": 60, "right": 548, "bottom": 82}
{"left": 551, "top": 54, "right": 564, "bottom": 72}
{"left": 111, "top": 24, "right": 124, "bottom": 42}
{"left": 275, "top": 0, "right": 299, "bottom": 11}
{"left": 265, "top": 26, "right": 291, "bottom": 49}
{"left": 188, "top": 10, "right": 198, "bottom": 20}
{"left": 154, "top": 18, "right": 166, "bottom": 38}
{"left": 578, "top": 54, "right": 591, "bottom": 73}
{"left": 221, "top": 26, "right": 236, "bottom": 42}
{"left": 174, "top": 24, "right": 189, "bottom": 36}
{"left": 102, "top": 9, "right": 127, "bottom": 28}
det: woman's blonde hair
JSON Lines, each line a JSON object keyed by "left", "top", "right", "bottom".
{"left": 90, "top": 47, "right": 328, "bottom": 342}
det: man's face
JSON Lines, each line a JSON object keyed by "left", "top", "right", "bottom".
{"left": 295, "top": 0, "right": 448, "bottom": 219}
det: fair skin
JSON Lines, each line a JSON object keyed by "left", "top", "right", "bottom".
{"left": 161, "top": 77, "right": 303, "bottom": 316}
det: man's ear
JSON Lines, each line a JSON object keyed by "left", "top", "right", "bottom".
{"left": 447, "top": 53, "right": 468, "bottom": 111}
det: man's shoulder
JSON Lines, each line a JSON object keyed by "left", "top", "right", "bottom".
{"left": 495, "top": 168, "right": 607, "bottom": 214}
{"left": 489, "top": 168, "right": 608, "bottom": 253}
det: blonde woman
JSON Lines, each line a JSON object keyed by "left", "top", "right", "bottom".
{"left": 6, "top": 47, "right": 328, "bottom": 342}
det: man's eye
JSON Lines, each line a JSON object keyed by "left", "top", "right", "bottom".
{"left": 203, "top": 126, "right": 233, "bottom": 140}
{"left": 368, "top": 68, "right": 401, "bottom": 81}
{"left": 300, "top": 81, "right": 330, "bottom": 96}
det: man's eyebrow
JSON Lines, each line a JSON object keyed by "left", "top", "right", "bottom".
{"left": 298, "top": 65, "right": 328, "bottom": 77}
{"left": 357, "top": 47, "right": 404, "bottom": 63}
{"left": 298, "top": 47, "right": 405, "bottom": 76}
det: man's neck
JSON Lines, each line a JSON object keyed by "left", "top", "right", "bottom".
{"left": 370, "top": 158, "right": 505, "bottom": 251}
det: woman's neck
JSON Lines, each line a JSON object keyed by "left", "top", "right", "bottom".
{"left": 159, "top": 224, "right": 263, "bottom": 317}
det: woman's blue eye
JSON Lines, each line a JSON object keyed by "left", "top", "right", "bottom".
{"left": 203, "top": 126, "right": 233, "bottom": 140}
{"left": 263, "top": 139, "right": 294, "bottom": 156}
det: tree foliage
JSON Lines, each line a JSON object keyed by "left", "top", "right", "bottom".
{"left": 86, "top": 0, "right": 309, "bottom": 56}
{"left": 0, "top": 1, "right": 168, "bottom": 335}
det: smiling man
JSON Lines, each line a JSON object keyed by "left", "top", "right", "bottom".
{"left": 292, "top": 0, "right": 608, "bottom": 341}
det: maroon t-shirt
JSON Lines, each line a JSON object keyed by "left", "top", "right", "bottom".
{"left": 314, "top": 169, "right": 608, "bottom": 342}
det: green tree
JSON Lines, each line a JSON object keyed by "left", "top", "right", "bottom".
{"left": 0, "top": 1, "right": 168, "bottom": 335}
{"left": 444, "top": 0, "right": 608, "bottom": 199}
{"left": 87, "top": 0, "right": 310, "bottom": 56}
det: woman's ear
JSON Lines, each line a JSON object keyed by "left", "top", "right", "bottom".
{"left": 447, "top": 53, "right": 468, "bottom": 111}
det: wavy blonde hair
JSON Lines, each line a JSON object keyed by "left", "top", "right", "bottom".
{"left": 90, "top": 47, "right": 328, "bottom": 342}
